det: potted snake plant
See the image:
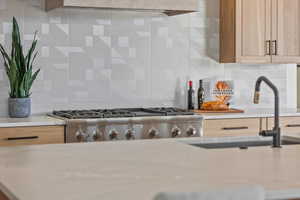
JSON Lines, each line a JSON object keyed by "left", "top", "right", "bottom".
{"left": 0, "top": 17, "right": 40, "bottom": 118}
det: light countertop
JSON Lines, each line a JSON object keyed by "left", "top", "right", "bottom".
{"left": 0, "top": 116, "right": 65, "bottom": 128}
{"left": 200, "top": 108, "right": 300, "bottom": 119}
{"left": 1, "top": 138, "right": 300, "bottom": 200}
{"left": 0, "top": 108, "right": 299, "bottom": 128}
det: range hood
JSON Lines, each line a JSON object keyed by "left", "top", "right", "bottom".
{"left": 45, "top": 0, "right": 198, "bottom": 16}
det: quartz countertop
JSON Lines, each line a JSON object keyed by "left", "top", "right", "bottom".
{"left": 1, "top": 138, "right": 300, "bottom": 200}
{"left": 0, "top": 116, "right": 65, "bottom": 128}
{"left": 200, "top": 108, "right": 300, "bottom": 119}
{"left": 0, "top": 108, "right": 299, "bottom": 128}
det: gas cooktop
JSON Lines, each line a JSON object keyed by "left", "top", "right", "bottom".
{"left": 52, "top": 107, "right": 194, "bottom": 119}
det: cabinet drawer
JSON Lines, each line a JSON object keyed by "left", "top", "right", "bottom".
{"left": 267, "top": 117, "right": 300, "bottom": 134}
{"left": 203, "top": 118, "right": 261, "bottom": 137}
{"left": 0, "top": 126, "right": 65, "bottom": 147}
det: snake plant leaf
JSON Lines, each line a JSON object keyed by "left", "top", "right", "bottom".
{"left": 26, "top": 31, "right": 37, "bottom": 70}
{"left": 29, "top": 69, "right": 40, "bottom": 91}
{"left": 0, "top": 17, "right": 40, "bottom": 98}
{"left": 0, "top": 44, "right": 11, "bottom": 65}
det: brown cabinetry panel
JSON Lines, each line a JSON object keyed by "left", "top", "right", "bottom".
{"left": 267, "top": 117, "right": 300, "bottom": 134}
{"left": 203, "top": 118, "right": 261, "bottom": 137}
{"left": 272, "top": 0, "right": 300, "bottom": 63}
{"left": 0, "top": 126, "right": 65, "bottom": 147}
{"left": 236, "top": 0, "right": 272, "bottom": 63}
{"left": 220, "top": 0, "right": 300, "bottom": 63}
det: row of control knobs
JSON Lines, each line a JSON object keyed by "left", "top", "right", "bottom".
{"left": 76, "top": 127, "right": 197, "bottom": 141}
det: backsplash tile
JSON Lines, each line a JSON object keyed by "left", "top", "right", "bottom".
{"left": 0, "top": 0, "right": 297, "bottom": 116}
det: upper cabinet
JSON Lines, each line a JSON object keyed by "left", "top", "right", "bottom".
{"left": 220, "top": 0, "right": 300, "bottom": 64}
{"left": 272, "top": 0, "right": 300, "bottom": 63}
{"left": 45, "top": 0, "right": 199, "bottom": 16}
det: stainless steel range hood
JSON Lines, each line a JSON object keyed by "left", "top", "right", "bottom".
{"left": 45, "top": 0, "right": 198, "bottom": 16}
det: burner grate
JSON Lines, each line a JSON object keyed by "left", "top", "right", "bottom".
{"left": 143, "top": 107, "right": 194, "bottom": 116}
{"left": 52, "top": 107, "right": 194, "bottom": 119}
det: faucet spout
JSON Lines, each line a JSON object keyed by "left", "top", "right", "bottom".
{"left": 254, "top": 76, "right": 281, "bottom": 148}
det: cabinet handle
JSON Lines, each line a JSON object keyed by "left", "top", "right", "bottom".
{"left": 286, "top": 124, "right": 300, "bottom": 128}
{"left": 271, "top": 40, "right": 277, "bottom": 55}
{"left": 222, "top": 126, "right": 249, "bottom": 130}
{"left": 265, "top": 40, "right": 271, "bottom": 55}
{"left": 5, "top": 136, "right": 39, "bottom": 141}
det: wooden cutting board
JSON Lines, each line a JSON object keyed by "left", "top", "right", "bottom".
{"left": 193, "top": 108, "right": 244, "bottom": 113}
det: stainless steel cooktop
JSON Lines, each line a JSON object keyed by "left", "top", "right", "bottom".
{"left": 52, "top": 107, "right": 194, "bottom": 119}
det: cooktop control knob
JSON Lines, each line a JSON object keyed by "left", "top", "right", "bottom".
{"left": 171, "top": 126, "right": 181, "bottom": 138}
{"left": 148, "top": 128, "right": 159, "bottom": 139}
{"left": 186, "top": 127, "right": 197, "bottom": 137}
{"left": 125, "top": 129, "right": 135, "bottom": 140}
{"left": 109, "top": 130, "right": 118, "bottom": 140}
{"left": 76, "top": 127, "right": 87, "bottom": 142}
{"left": 92, "top": 128, "right": 102, "bottom": 140}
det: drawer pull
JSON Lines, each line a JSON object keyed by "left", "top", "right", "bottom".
{"left": 286, "top": 124, "right": 300, "bottom": 128}
{"left": 222, "top": 126, "right": 249, "bottom": 130}
{"left": 6, "top": 136, "right": 39, "bottom": 141}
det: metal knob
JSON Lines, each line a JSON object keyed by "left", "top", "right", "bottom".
{"left": 125, "top": 129, "right": 135, "bottom": 140}
{"left": 148, "top": 128, "right": 158, "bottom": 139}
{"left": 171, "top": 126, "right": 181, "bottom": 138}
{"left": 92, "top": 128, "right": 102, "bottom": 140}
{"left": 76, "top": 127, "right": 87, "bottom": 142}
{"left": 186, "top": 127, "right": 197, "bottom": 137}
{"left": 109, "top": 130, "right": 118, "bottom": 140}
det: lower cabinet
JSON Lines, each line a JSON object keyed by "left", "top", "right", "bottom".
{"left": 202, "top": 118, "right": 262, "bottom": 137}
{"left": 267, "top": 117, "right": 300, "bottom": 134}
{"left": 0, "top": 126, "right": 65, "bottom": 147}
{"left": 203, "top": 116, "right": 300, "bottom": 137}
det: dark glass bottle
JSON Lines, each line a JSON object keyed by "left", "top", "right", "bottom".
{"left": 187, "top": 81, "right": 195, "bottom": 110}
{"left": 197, "top": 80, "right": 205, "bottom": 110}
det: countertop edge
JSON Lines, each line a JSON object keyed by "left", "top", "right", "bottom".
{"left": 266, "top": 189, "right": 300, "bottom": 200}
{"left": 0, "top": 121, "right": 66, "bottom": 128}
{"left": 0, "top": 116, "right": 66, "bottom": 128}
{"left": 201, "top": 113, "right": 300, "bottom": 120}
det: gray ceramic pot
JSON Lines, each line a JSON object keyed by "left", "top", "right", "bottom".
{"left": 8, "top": 98, "right": 31, "bottom": 118}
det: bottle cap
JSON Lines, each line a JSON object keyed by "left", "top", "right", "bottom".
{"left": 188, "top": 81, "right": 193, "bottom": 87}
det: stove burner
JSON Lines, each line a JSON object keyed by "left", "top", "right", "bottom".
{"left": 144, "top": 107, "right": 194, "bottom": 116}
{"left": 52, "top": 107, "right": 194, "bottom": 119}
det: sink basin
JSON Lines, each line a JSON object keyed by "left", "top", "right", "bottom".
{"left": 190, "top": 139, "right": 300, "bottom": 149}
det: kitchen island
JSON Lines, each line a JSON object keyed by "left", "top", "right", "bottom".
{"left": 1, "top": 138, "right": 300, "bottom": 200}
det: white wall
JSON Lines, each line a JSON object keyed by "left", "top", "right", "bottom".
{"left": 0, "top": 0, "right": 297, "bottom": 116}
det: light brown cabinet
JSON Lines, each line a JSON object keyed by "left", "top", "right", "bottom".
{"left": 267, "top": 116, "right": 300, "bottom": 134}
{"left": 202, "top": 118, "right": 263, "bottom": 137}
{"left": 272, "top": 0, "right": 300, "bottom": 63}
{"left": 203, "top": 116, "right": 300, "bottom": 137}
{"left": 220, "top": 0, "right": 300, "bottom": 63}
{"left": 0, "top": 126, "right": 65, "bottom": 147}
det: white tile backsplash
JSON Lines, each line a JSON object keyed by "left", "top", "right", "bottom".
{"left": 0, "top": 0, "right": 297, "bottom": 116}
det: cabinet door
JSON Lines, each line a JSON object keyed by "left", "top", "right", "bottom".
{"left": 272, "top": 0, "right": 300, "bottom": 63}
{"left": 0, "top": 126, "right": 65, "bottom": 147}
{"left": 203, "top": 118, "right": 262, "bottom": 137}
{"left": 236, "top": 0, "right": 272, "bottom": 63}
{"left": 267, "top": 117, "right": 300, "bottom": 135}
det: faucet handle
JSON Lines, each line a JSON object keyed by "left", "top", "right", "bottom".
{"left": 259, "top": 130, "right": 275, "bottom": 137}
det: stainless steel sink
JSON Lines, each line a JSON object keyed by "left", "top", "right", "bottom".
{"left": 190, "top": 139, "right": 300, "bottom": 149}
